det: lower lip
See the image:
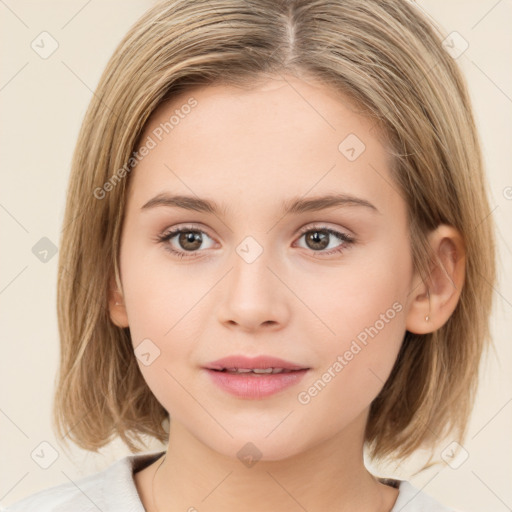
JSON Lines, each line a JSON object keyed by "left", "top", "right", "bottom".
{"left": 205, "top": 369, "right": 309, "bottom": 399}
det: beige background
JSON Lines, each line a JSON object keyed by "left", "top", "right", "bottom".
{"left": 1, "top": 0, "right": 511, "bottom": 510}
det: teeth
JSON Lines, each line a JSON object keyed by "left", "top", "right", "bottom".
{"left": 223, "top": 367, "right": 289, "bottom": 374}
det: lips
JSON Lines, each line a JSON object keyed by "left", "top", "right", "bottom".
{"left": 203, "top": 355, "right": 310, "bottom": 399}
{"left": 205, "top": 355, "right": 310, "bottom": 372}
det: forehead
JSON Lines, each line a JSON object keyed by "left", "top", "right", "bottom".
{"left": 127, "top": 75, "right": 401, "bottom": 218}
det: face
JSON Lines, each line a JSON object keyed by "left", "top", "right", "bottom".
{"left": 113, "top": 74, "right": 416, "bottom": 461}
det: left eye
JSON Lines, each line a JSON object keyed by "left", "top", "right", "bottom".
{"left": 295, "top": 226, "right": 355, "bottom": 256}
{"left": 157, "top": 225, "right": 355, "bottom": 259}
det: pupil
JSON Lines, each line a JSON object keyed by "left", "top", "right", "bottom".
{"left": 180, "top": 231, "right": 201, "bottom": 250}
{"left": 307, "top": 230, "right": 328, "bottom": 250}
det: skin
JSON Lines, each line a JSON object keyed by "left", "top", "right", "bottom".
{"left": 109, "top": 74, "right": 466, "bottom": 512}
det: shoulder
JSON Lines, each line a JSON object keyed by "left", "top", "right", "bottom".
{"left": 391, "top": 479, "right": 465, "bottom": 512}
{"left": 2, "top": 480, "right": 86, "bottom": 512}
{"left": 3, "top": 451, "right": 165, "bottom": 512}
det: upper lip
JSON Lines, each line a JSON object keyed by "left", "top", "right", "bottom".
{"left": 205, "top": 355, "right": 309, "bottom": 371}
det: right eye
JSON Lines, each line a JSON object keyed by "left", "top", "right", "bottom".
{"left": 157, "top": 225, "right": 216, "bottom": 259}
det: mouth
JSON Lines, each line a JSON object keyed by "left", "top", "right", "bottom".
{"left": 203, "top": 355, "right": 311, "bottom": 399}
{"left": 209, "top": 367, "right": 307, "bottom": 374}
{"left": 205, "top": 354, "right": 310, "bottom": 372}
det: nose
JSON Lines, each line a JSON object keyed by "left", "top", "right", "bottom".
{"left": 216, "top": 244, "right": 291, "bottom": 332}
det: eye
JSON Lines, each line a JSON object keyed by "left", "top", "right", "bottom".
{"left": 156, "top": 225, "right": 215, "bottom": 259}
{"left": 156, "top": 223, "right": 355, "bottom": 260}
{"left": 294, "top": 224, "right": 355, "bottom": 256}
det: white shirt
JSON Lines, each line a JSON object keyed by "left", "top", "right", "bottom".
{"left": 4, "top": 451, "right": 459, "bottom": 511}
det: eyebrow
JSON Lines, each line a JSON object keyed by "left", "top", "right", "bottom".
{"left": 140, "top": 192, "right": 380, "bottom": 216}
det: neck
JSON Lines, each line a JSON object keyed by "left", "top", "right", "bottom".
{"left": 141, "top": 411, "right": 397, "bottom": 512}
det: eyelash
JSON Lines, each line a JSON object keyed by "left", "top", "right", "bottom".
{"left": 156, "top": 224, "right": 355, "bottom": 260}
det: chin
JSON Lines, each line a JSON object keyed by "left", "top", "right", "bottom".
{"left": 203, "top": 431, "right": 311, "bottom": 464}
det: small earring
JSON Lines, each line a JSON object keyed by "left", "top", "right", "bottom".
{"left": 425, "top": 315, "right": 430, "bottom": 322}
{"left": 115, "top": 301, "right": 122, "bottom": 306}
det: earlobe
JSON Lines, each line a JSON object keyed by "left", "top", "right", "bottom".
{"left": 405, "top": 225, "right": 466, "bottom": 335}
{"left": 108, "top": 275, "right": 129, "bottom": 328}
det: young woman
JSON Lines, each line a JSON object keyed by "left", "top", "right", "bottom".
{"left": 6, "top": 1, "right": 495, "bottom": 510}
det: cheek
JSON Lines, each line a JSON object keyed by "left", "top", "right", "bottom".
{"left": 128, "top": 316, "right": 199, "bottom": 422}
{"left": 295, "top": 297, "right": 406, "bottom": 434}
{"left": 119, "top": 238, "right": 210, "bottom": 406}
{"left": 119, "top": 235, "right": 194, "bottom": 341}
{"left": 295, "top": 248, "right": 409, "bottom": 409}
{"left": 299, "top": 248, "right": 409, "bottom": 346}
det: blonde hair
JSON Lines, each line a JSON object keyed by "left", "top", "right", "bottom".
{"left": 54, "top": 0, "right": 496, "bottom": 464}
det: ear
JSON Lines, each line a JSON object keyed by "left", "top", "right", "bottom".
{"left": 108, "top": 274, "right": 129, "bottom": 328}
{"left": 406, "top": 224, "right": 466, "bottom": 334}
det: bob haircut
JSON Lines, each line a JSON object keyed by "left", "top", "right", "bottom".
{"left": 54, "top": 0, "right": 496, "bottom": 464}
